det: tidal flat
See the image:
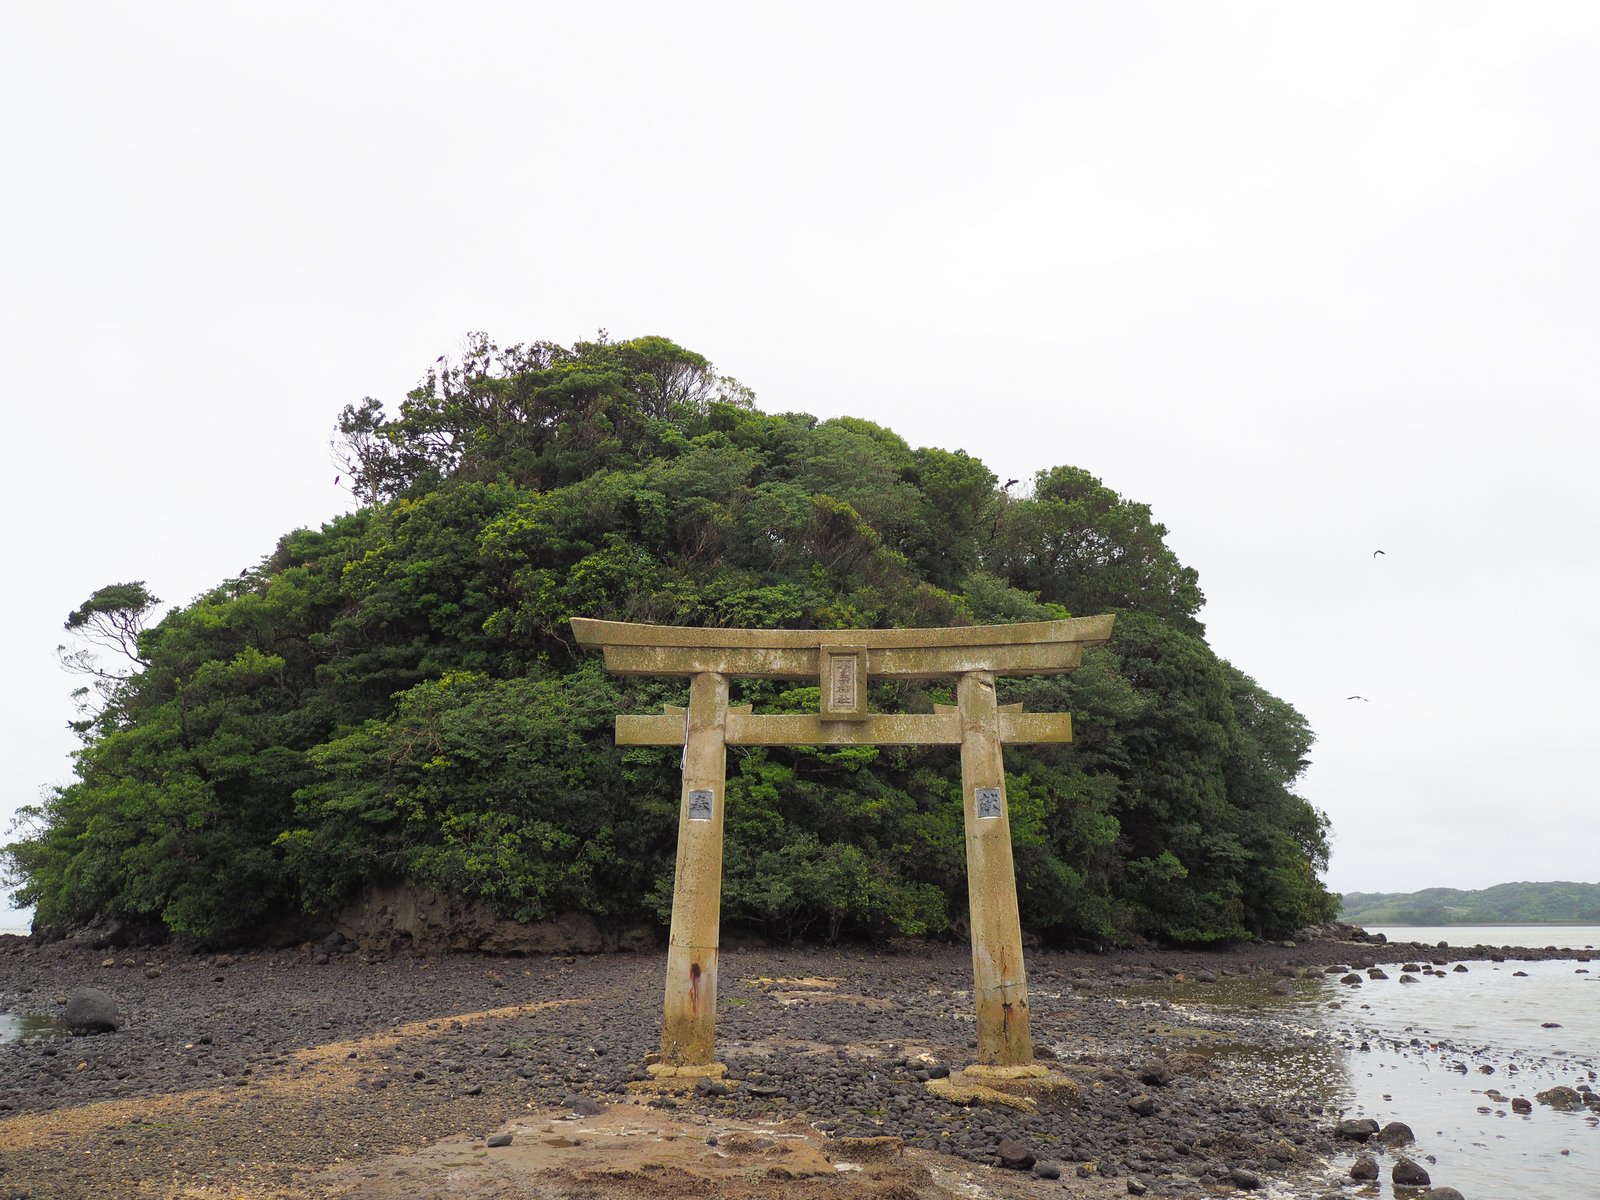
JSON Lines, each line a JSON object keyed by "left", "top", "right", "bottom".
{"left": 1, "top": 932, "right": 1593, "bottom": 1199}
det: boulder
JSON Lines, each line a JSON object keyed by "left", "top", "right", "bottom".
{"left": 1335, "top": 1117, "right": 1379, "bottom": 1141}
{"left": 1391, "top": 1158, "right": 1431, "bottom": 1187}
{"left": 1379, "top": 1120, "right": 1415, "bottom": 1147}
{"left": 1349, "top": 1156, "right": 1379, "bottom": 1181}
{"left": 995, "top": 1138, "right": 1035, "bottom": 1171}
{"left": 1137, "top": 1060, "right": 1172, "bottom": 1087}
{"left": 1536, "top": 1086, "right": 1585, "bottom": 1110}
{"left": 64, "top": 987, "right": 120, "bottom": 1035}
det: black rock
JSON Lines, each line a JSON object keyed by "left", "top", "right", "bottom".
{"left": 1138, "top": 1060, "right": 1172, "bottom": 1087}
{"left": 1350, "top": 1155, "right": 1379, "bottom": 1181}
{"left": 64, "top": 987, "right": 120, "bottom": 1035}
{"left": 995, "top": 1138, "right": 1035, "bottom": 1171}
{"left": 1335, "top": 1117, "right": 1379, "bottom": 1140}
{"left": 1379, "top": 1120, "right": 1415, "bottom": 1147}
{"left": 486, "top": 1132, "right": 512, "bottom": 1147}
{"left": 1032, "top": 1161, "right": 1061, "bottom": 1179}
{"left": 1536, "top": 1086, "right": 1584, "bottom": 1110}
{"left": 1229, "top": 1167, "right": 1262, "bottom": 1190}
{"left": 1128, "top": 1094, "right": 1157, "bottom": 1116}
{"left": 1392, "top": 1158, "right": 1430, "bottom": 1186}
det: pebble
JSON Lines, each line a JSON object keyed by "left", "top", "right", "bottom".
{"left": 11, "top": 936, "right": 1582, "bottom": 1198}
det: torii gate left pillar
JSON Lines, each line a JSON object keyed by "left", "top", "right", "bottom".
{"left": 661, "top": 669, "right": 729, "bottom": 1065}
{"left": 572, "top": 615, "right": 1114, "bottom": 1079}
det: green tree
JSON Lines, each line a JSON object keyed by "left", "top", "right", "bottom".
{"left": 4, "top": 333, "right": 1335, "bottom": 948}
{"left": 988, "top": 466, "right": 1205, "bottom": 633}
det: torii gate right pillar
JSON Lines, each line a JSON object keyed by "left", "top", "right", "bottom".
{"left": 958, "top": 669, "right": 1033, "bottom": 1067}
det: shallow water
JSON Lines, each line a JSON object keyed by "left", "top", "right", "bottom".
{"left": 0, "top": 1011, "right": 65, "bottom": 1042}
{"left": 1152, "top": 957, "right": 1599, "bottom": 1198}
{"left": 1362, "top": 925, "right": 1600, "bottom": 951}
{"left": 1330, "top": 958, "right": 1598, "bottom": 1198}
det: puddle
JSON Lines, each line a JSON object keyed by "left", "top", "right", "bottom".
{"left": 0, "top": 1011, "right": 67, "bottom": 1043}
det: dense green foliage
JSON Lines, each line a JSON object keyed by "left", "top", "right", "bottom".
{"left": 4, "top": 333, "right": 1337, "bottom": 946}
{"left": 1339, "top": 882, "right": 1600, "bottom": 926}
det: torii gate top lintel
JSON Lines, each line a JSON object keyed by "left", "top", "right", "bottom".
{"left": 569, "top": 614, "right": 1115, "bottom": 681}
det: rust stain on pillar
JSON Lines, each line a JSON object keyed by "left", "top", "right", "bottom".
{"left": 958, "top": 669, "right": 1034, "bottom": 1067}
{"left": 659, "top": 671, "right": 729, "bottom": 1067}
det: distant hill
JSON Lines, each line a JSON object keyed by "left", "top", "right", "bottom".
{"left": 1339, "top": 881, "right": 1600, "bottom": 926}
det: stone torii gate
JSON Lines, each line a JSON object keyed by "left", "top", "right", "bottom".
{"left": 571, "top": 614, "right": 1114, "bottom": 1080}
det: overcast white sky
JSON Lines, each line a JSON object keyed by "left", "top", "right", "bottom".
{"left": 4, "top": 2, "right": 1597, "bottom": 930}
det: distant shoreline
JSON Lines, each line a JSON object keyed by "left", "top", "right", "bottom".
{"left": 1363, "top": 928, "right": 1600, "bottom": 934}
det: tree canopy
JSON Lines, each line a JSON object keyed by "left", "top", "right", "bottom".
{"left": 4, "top": 333, "right": 1337, "bottom": 946}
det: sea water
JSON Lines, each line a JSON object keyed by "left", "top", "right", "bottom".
{"left": 1155, "top": 926, "right": 1600, "bottom": 1198}
{"left": 1362, "top": 925, "right": 1600, "bottom": 952}
{"left": 1325, "top": 926, "right": 1599, "bottom": 1198}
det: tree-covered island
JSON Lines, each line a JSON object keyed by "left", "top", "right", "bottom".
{"left": 3, "top": 334, "right": 1337, "bottom": 948}
{"left": 1340, "top": 882, "right": 1600, "bottom": 926}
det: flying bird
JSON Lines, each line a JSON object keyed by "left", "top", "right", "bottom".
{"left": 1346, "top": 695, "right": 1369, "bottom": 701}
{"left": 1372, "top": 549, "right": 1386, "bottom": 558}
{"left": 333, "top": 475, "right": 340, "bottom": 486}
{"left": 1003, "top": 479, "right": 1019, "bottom": 489}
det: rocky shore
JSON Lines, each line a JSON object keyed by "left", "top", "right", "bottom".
{"left": 1, "top": 927, "right": 1592, "bottom": 1199}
